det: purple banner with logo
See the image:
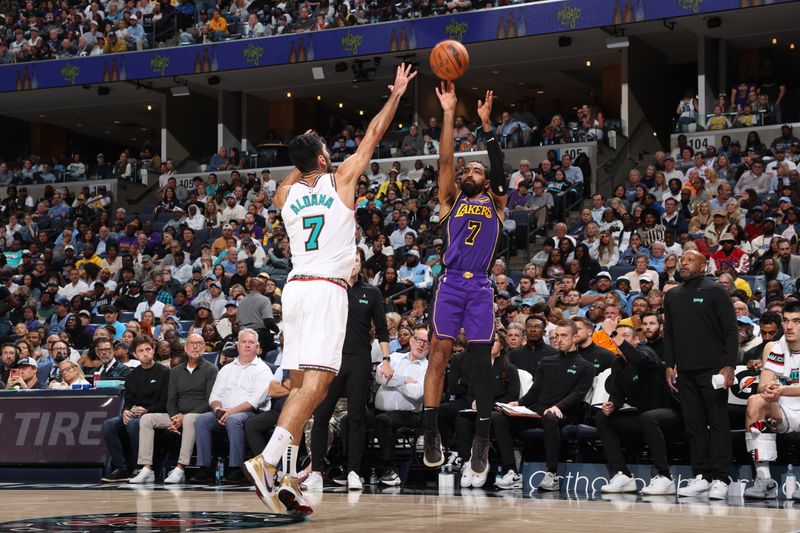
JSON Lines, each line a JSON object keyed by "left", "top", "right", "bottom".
{"left": 0, "top": 0, "right": 795, "bottom": 93}
{"left": 0, "top": 390, "right": 123, "bottom": 464}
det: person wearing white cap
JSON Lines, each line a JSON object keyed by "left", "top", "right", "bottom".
{"left": 7, "top": 358, "right": 45, "bottom": 390}
{"left": 629, "top": 255, "right": 660, "bottom": 293}
{"left": 124, "top": 14, "right": 146, "bottom": 50}
{"left": 398, "top": 249, "right": 433, "bottom": 290}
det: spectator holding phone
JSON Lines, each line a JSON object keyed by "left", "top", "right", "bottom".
{"left": 6, "top": 357, "right": 46, "bottom": 390}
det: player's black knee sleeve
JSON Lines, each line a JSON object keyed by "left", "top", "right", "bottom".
{"left": 470, "top": 343, "right": 494, "bottom": 438}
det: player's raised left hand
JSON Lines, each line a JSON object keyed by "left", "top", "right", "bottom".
{"left": 388, "top": 63, "right": 417, "bottom": 97}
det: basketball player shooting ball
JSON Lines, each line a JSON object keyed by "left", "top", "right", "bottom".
{"left": 423, "top": 81, "right": 508, "bottom": 488}
{"left": 243, "top": 63, "right": 417, "bottom": 517}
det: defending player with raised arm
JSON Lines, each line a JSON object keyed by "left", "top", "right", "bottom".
{"left": 244, "top": 63, "right": 416, "bottom": 517}
{"left": 421, "top": 82, "right": 509, "bottom": 488}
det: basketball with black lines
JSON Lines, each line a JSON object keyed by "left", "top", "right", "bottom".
{"left": 430, "top": 40, "right": 470, "bottom": 81}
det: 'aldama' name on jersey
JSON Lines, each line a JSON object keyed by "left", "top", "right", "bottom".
{"left": 289, "top": 193, "right": 335, "bottom": 215}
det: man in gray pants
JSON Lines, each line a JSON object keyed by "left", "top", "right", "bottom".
{"left": 129, "top": 333, "right": 218, "bottom": 484}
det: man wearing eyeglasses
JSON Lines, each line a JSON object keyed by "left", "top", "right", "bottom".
{"left": 371, "top": 324, "right": 430, "bottom": 486}
{"left": 129, "top": 333, "right": 219, "bottom": 485}
{"left": 95, "top": 338, "right": 133, "bottom": 380}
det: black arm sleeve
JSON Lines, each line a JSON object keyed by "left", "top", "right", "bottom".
{"left": 371, "top": 289, "right": 390, "bottom": 344}
{"left": 263, "top": 318, "right": 280, "bottom": 335}
{"left": 484, "top": 134, "right": 508, "bottom": 196}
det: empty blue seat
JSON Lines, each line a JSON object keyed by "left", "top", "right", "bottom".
{"left": 609, "top": 264, "right": 634, "bottom": 280}
{"left": 202, "top": 352, "right": 218, "bottom": 364}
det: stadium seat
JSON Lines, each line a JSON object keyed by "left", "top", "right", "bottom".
{"left": 119, "top": 311, "right": 135, "bottom": 322}
{"left": 179, "top": 320, "right": 193, "bottom": 332}
{"left": 137, "top": 213, "right": 156, "bottom": 226}
{"left": 609, "top": 264, "right": 635, "bottom": 280}
{"left": 202, "top": 352, "right": 218, "bottom": 365}
{"left": 195, "top": 229, "right": 210, "bottom": 243}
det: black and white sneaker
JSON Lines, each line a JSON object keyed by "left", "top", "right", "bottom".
{"left": 496, "top": 469, "right": 522, "bottom": 490}
{"left": 101, "top": 469, "right": 131, "bottom": 483}
{"left": 332, "top": 472, "right": 348, "bottom": 486}
{"left": 379, "top": 469, "right": 401, "bottom": 486}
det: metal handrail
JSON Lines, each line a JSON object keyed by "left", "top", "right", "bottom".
{"left": 595, "top": 119, "right": 651, "bottom": 196}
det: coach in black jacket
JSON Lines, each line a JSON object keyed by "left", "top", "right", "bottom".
{"left": 663, "top": 250, "right": 738, "bottom": 498}
{"left": 310, "top": 254, "right": 390, "bottom": 484}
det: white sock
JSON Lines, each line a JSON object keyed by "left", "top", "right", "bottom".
{"left": 284, "top": 444, "right": 299, "bottom": 476}
{"left": 262, "top": 426, "right": 293, "bottom": 467}
{"left": 756, "top": 462, "right": 772, "bottom": 480}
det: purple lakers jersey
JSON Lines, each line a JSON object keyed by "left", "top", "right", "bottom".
{"left": 442, "top": 192, "right": 500, "bottom": 275}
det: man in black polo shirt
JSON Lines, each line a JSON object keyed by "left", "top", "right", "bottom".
{"left": 508, "top": 314, "right": 558, "bottom": 377}
{"left": 306, "top": 254, "right": 390, "bottom": 491}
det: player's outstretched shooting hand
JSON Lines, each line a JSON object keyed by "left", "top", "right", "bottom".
{"left": 435, "top": 81, "right": 457, "bottom": 113}
{"left": 477, "top": 90, "right": 494, "bottom": 126}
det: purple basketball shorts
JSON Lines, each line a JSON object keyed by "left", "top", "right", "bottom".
{"left": 431, "top": 271, "right": 495, "bottom": 344}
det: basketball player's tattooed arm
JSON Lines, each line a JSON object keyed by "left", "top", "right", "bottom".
{"left": 478, "top": 89, "right": 508, "bottom": 218}
{"left": 435, "top": 81, "right": 458, "bottom": 217}
{"left": 272, "top": 167, "right": 303, "bottom": 210}
{"left": 337, "top": 63, "right": 417, "bottom": 206}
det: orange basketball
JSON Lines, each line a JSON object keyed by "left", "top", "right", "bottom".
{"left": 430, "top": 40, "right": 470, "bottom": 81}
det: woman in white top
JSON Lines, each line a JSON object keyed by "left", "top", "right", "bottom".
{"left": 581, "top": 222, "right": 601, "bottom": 260}
{"left": 650, "top": 171, "right": 669, "bottom": 202}
{"left": 596, "top": 230, "right": 620, "bottom": 268}
{"left": 581, "top": 104, "right": 605, "bottom": 141}
{"left": 49, "top": 360, "right": 91, "bottom": 390}
{"left": 703, "top": 167, "right": 722, "bottom": 198}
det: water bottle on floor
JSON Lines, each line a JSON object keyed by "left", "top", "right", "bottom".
{"left": 215, "top": 458, "right": 224, "bottom": 486}
{"left": 786, "top": 464, "right": 796, "bottom": 499}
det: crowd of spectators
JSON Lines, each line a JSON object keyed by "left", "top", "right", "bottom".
{"left": 0, "top": 0, "right": 528, "bottom": 62}
{"left": 676, "top": 61, "right": 790, "bottom": 131}
{"left": 0, "top": 146, "right": 160, "bottom": 185}
{"left": 3, "top": 119, "right": 800, "bottom": 496}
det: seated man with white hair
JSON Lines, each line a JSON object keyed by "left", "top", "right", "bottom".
{"left": 128, "top": 333, "right": 219, "bottom": 484}
{"left": 190, "top": 328, "right": 273, "bottom": 485}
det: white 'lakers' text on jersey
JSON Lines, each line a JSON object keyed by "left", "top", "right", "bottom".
{"left": 282, "top": 173, "right": 356, "bottom": 280}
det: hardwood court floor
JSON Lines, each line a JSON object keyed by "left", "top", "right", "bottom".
{"left": 2, "top": 486, "right": 800, "bottom": 532}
